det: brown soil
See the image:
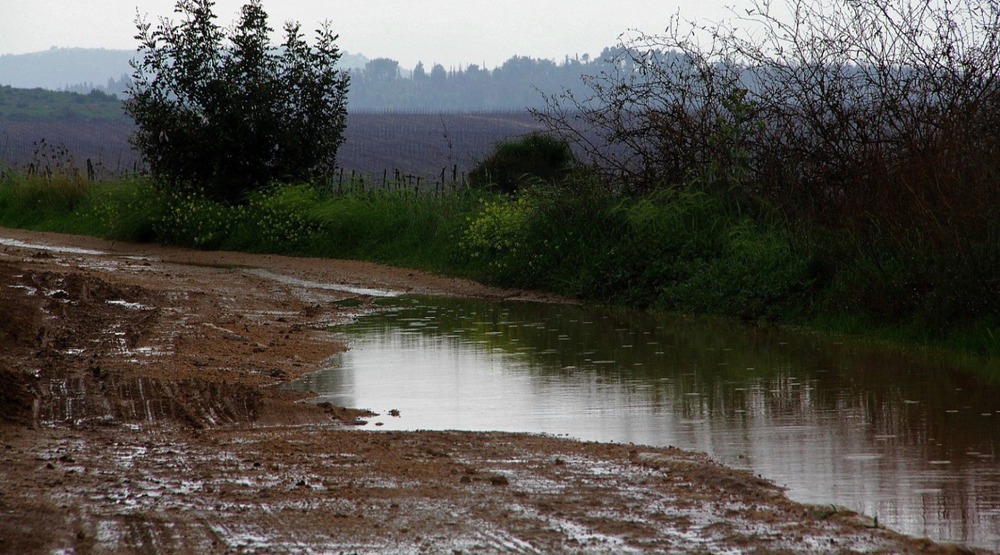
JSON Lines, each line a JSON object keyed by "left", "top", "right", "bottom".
{"left": 0, "top": 227, "right": 984, "bottom": 554}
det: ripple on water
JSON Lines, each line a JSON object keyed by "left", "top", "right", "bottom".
{"left": 843, "top": 454, "right": 884, "bottom": 462}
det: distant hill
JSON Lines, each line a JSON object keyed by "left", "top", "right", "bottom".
{"left": 0, "top": 48, "right": 135, "bottom": 92}
{"left": 0, "top": 86, "right": 125, "bottom": 122}
{"left": 0, "top": 46, "right": 626, "bottom": 111}
{"left": 0, "top": 47, "right": 369, "bottom": 95}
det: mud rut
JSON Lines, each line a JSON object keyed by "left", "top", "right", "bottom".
{"left": 0, "top": 228, "right": 980, "bottom": 554}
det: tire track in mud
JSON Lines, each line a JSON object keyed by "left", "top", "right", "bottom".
{"left": 1, "top": 261, "right": 269, "bottom": 431}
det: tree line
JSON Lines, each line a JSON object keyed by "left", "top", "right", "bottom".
{"left": 347, "top": 49, "right": 634, "bottom": 111}
{"left": 56, "top": 49, "right": 638, "bottom": 112}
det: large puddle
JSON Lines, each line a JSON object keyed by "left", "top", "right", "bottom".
{"left": 289, "top": 296, "right": 1000, "bottom": 550}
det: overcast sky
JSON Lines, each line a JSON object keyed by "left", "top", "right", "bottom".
{"left": 0, "top": 0, "right": 736, "bottom": 69}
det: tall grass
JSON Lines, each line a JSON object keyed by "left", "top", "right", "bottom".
{"left": 303, "top": 188, "right": 483, "bottom": 270}
{"left": 0, "top": 170, "right": 92, "bottom": 232}
{"left": 0, "top": 174, "right": 484, "bottom": 273}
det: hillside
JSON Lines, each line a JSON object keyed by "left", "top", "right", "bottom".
{"left": 0, "top": 47, "right": 369, "bottom": 94}
{"left": 0, "top": 48, "right": 134, "bottom": 91}
{"left": 0, "top": 46, "right": 611, "bottom": 111}
{"left": 0, "top": 86, "right": 125, "bottom": 121}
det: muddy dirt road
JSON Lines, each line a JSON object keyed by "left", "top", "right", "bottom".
{"left": 0, "top": 228, "right": 983, "bottom": 553}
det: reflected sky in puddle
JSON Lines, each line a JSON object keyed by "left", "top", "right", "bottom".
{"left": 243, "top": 268, "right": 401, "bottom": 298}
{"left": 0, "top": 238, "right": 105, "bottom": 255}
{"left": 287, "top": 295, "right": 1000, "bottom": 550}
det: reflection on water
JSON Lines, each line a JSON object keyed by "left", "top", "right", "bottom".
{"left": 287, "top": 296, "right": 1000, "bottom": 550}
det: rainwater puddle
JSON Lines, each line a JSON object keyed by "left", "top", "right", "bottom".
{"left": 287, "top": 296, "right": 1000, "bottom": 550}
{"left": 0, "top": 238, "right": 105, "bottom": 256}
{"left": 243, "top": 268, "right": 400, "bottom": 298}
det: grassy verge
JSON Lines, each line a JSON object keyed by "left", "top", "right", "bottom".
{"left": 0, "top": 172, "right": 485, "bottom": 274}
{"left": 0, "top": 172, "right": 996, "bottom": 365}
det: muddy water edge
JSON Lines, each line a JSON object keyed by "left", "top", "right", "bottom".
{"left": 292, "top": 295, "right": 1000, "bottom": 550}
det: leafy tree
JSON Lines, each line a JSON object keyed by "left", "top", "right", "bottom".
{"left": 430, "top": 64, "right": 448, "bottom": 83}
{"left": 125, "top": 0, "right": 350, "bottom": 202}
{"left": 412, "top": 61, "right": 427, "bottom": 81}
{"left": 363, "top": 58, "right": 400, "bottom": 82}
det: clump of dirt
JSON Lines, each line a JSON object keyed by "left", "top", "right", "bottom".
{"left": 317, "top": 401, "right": 379, "bottom": 425}
{"left": 0, "top": 228, "right": 985, "bottom": 554}
{"left": 0, "top": 262, "right": 44, "bottom": 425}
{"left": 0, "top": 368, "right": 37, "bottom": 425}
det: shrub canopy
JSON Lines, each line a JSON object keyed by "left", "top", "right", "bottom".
{"left": 125, "top": 0, "right": 350, "bottom": 202}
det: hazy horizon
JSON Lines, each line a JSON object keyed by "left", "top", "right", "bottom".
{"left": 0, "top": 0, "right": 736, "bottom": 70}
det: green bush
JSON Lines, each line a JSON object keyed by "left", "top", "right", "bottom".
{"left": 226, "top": 186, "right": 325, "bottom": 253}
{"left": 126, "top": 0, "right": 350, "bottom": 202}
{"left": 87, "top": 178, "right": 162, "bottom": 241}
{"left": 150, "top": 188, "right": 235, "bottom": 249}
{"left": 468, "top": 133, "right": 576, "bottom": 194}
{"left": 460, "top": 196, "right": 537, "bottom": 282}
{"left": 656, "top": 220, "right": 817, "bottom": 320}
{"left": 458, "top": 185, "right": 818, "bottom": 320}
{"left": 830, "top": 224, "right": 1000, "bottom": 336}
